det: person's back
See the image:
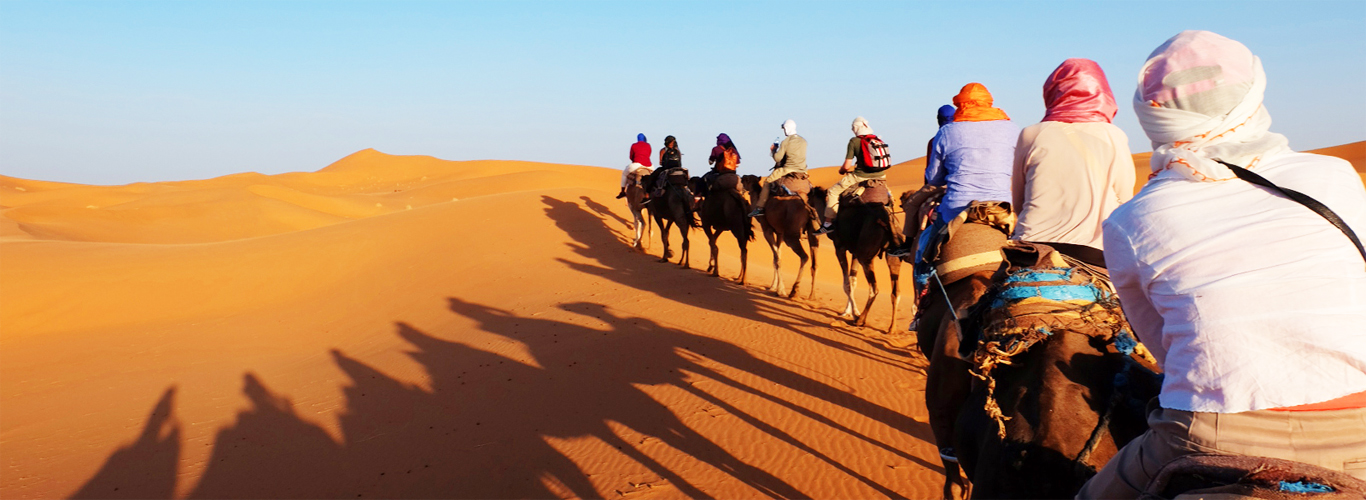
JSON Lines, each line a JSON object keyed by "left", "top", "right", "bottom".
{"left": 931, "top": 120, "right": 1017, "bottom": 216}
{"left": 925, "top": 83, "right": 1017, "bottom": 219}
{"left": 1105, "top": 150, "right": 1366, "bottom": 411}
{"left": 1078, "top": 30, "right": 1366, "bottom": 499}
{"left": 1011, "top": 58, "right": 1135, "bottom": 260}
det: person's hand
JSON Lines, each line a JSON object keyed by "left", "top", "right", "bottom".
{"left": 839, "top": 166, "right": 851, "bottom": 174}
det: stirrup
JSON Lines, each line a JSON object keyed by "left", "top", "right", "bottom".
{"left": 939, "top": 447, "right": 958, "bottom": 463}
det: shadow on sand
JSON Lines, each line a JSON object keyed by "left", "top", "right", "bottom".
{"left": 72, "top": 194, "right": 936, "bottom": 499}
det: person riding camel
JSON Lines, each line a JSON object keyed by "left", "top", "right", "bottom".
{"left": 816, "top": 116, "right": 893, "bottom": 235}
{"left": 748, "top": 119, "right": 807, "bottom": 217}
{"left": 1076, "top": 30, "right": 1366, "bottom": 498}
{"left": 653, "top": 135, "right": 684, "bottom": 194}
{"left": 701, "top": 133, "right": 741, "bottom": 193}
{"left": 885, "top": 83, "right": 1017, "bottom": 273}
{"left": 1010, "top": 58, "right": 1135, "bottom": 268}
{"left": 617, "top": 133, "right": 653, "bottom": 199}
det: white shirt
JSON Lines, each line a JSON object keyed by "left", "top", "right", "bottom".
{"left": 1103, "top": 151, "right": 1366, "bottom": 412}
{"left": 1011, "top": 121, "right": 1135, "bottom": 249}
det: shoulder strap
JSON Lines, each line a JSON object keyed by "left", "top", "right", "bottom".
{"left": 1216, "top": 159, "right": 1366, "bottom": 265}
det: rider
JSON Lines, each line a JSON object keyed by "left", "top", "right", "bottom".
{"left": 702, "top": 133, "right": 740, "bottom": 193}
{"left": 617, "top": 133, "right": 653, "bottom": 199}
{"left": 652, "top": 135, "right": 684, "bottom": 194}
{"left": 1076, "top": 31, "right": 1366, "bottom": 498}
{"left": 886, "top": 83, "right": 1017, "bottom": 268}
{"left": 748, "top": 119, "right": 808, "bottom": 217}
{"left": 1010, "top": 58, "right": 1134, "bottom": 268}
{"left": 816, "top": 116, "right": 892, "bottom": 234}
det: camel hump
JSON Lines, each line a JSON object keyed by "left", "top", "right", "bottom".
{"left": 709, "top": 172, "right": 741, "bottom": 193}
{"left": 842, "top": 179, "right": 891, "bottom": 205}
{"left": 1146, "top": 454, "right": 1366, "bottom": 499}
{"left": 773, "top": 171, "right": 812, "bottom": 198}
{"left": 924, "top": 200, "right": 1016, "bottom": 285}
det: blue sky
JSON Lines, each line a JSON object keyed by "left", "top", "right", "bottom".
{"left": 2, "top": 0, "right": 1363, "bottom": 185}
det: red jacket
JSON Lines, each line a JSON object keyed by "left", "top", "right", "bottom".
{"left": 629, "top": 141, "right": 653, "bottom": 166}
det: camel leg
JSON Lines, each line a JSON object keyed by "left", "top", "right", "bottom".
{"left": 784, "top": 234, "right": 807, "bottom": 299}
{"left": 679, "top": 226, "right": 690, "bottom": 269}
{"left": 768, "top": 232, "right": 783, "bottom": 294}
{"left": 886, "top": 255, "right": 902, "bottom": 335}
{"left": 645, "top": 210, "right": 653, "bottom": 250}
{"left": 705, "top": 226, "right": 720, "bottom": 276}
{"left": 855, "top": 258, "right": 878, "bottom": 327}
{"left": 941, "top": 459, "right": 970, "bottom": 500}
{"left": 837, "top": 251, "right": 857, "bottom": 319}
{"left": 807, "top": 234, "right": 819, "bottom": 300}
{"left": 632, "top": 210, "right": 643, "bottom": 250}
{"left": 736, "top": 229, "right": 748, "bottom": 284}
{"left": 773, "top": 240, "right": 785, "bottom": 296}
{"left": 659, "top": 220, "right": 673, "bottom": 262}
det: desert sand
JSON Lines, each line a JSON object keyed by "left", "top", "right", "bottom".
{"left": 1, "top": 141, "right": 1362, "bottom": 499}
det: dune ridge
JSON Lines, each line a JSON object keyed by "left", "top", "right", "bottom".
{"left": 1, "top": 142, "right": 1361, "bottom": 499}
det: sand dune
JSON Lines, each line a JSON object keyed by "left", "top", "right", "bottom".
{"left": 1, "top": 151, "right": 935, "bottom": 499}
{"left": 2, "top": 142, "right": 1361, "bottom": 499}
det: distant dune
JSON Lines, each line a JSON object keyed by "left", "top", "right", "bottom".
{"left": 1, "top": 142, "right": 1361, "bottom": 499}
{"left": 803, "top": 140, "right": 1366, "bottom": 196}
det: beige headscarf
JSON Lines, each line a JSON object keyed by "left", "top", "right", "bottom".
{"left": 852, "top": 116, "right": 874, "bottom": 136}
{"left": 1134, "top": 30, "right": 1290, "bottom": 182}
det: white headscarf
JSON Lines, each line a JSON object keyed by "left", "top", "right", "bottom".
{"left": 852, "top": 116, "right": 873, "bottom": 136}
{"left": 1134, "top": 30, "right": 1290, "bottom": 182}
{"left": 782, "top": 119, "right": 797, "bottom": 137}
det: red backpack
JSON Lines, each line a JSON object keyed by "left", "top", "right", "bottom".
{"left": 860, "top": 135, "right": 892, "bottom": 171}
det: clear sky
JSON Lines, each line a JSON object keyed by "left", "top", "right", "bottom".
{"left": 2, "top": 0, "right": 1363, "bottom": 185}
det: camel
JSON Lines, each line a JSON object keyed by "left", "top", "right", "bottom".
{"left": 951, "top": 243, "right": 1162, "bottom": 498}
{"left": 643, "top": 169, "right": 696, "bottom": 268}
{"left": 742, "top": 174, "right": 820, "bottom": 299}
{"left": 905, "top": 199, "right": 1012, "bottom": 500}
{"left": 624, "top": 179, "right": 652, "bottom": 252}
{"left": 819, "top": 180, "right": 902, "bottom": 334}
{"left": 695, "top": 173, "right": 753, "bottom": 282}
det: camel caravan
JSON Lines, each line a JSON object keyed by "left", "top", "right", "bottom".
{"left": 617, "top": 31, "right": 1366, "bottom": 500}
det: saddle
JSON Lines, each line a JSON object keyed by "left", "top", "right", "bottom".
{"left": 839, "top": 179, "right": 892, "bottom": 206}
{"left": 1141, "top": 454, "right": 1366, "bottom": 500}
{"left": 652, "top": 167, "right": 692, "bottom": 198}
{"left": 922, "top": 201, "right": 1015, "bottom": 286}
{"left": 708, "top": 171, "right": 741, "bottom": 193}
{"left": 960, "top": 241, "right": 1157, "bottom": 438}
{"left": 772, "top": 171, "right": 812, "bottom": 198}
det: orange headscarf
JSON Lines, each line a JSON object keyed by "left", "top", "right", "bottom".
{"left": 952, "top": 83, "right": 1010, "bottom": 122}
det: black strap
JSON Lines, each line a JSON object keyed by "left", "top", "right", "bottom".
{"left": 1216, "top": 159, "right": 1366, "bottom": 265}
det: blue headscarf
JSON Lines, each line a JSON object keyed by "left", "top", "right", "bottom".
{"left": 637, "top": 133, "right": 647, "bottom": 142}
{"left": 937, "top": 105, "right": 956, "bottom": 127}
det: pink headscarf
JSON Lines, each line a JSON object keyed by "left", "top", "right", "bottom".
{"left": 1042, "top": 58, "right": 1117, "bottom": 123}
{"left": 1133, "top": 30, "right": 1289, "bottom": 182}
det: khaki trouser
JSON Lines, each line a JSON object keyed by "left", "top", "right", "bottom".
{"left": 824, "top": 171, "right": 883, "bottom": 221}
{"left": 620, "top": 163, "right": 653, "bottom": 189}
{"left": 1075, "top": 405, "right": 1366, "bottom": 499}
{"left": 755, "top": 165, "right": 807, "bottom": 208}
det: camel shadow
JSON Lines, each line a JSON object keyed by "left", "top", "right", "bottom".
{"left": 75, "top": 296, "right": 938, "bottom": 498}
{"left": 70, "top": 387, "right": 180, "bottom": 500}
{"left": 543, "top": 194, "right": 922, "bottom": 374}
